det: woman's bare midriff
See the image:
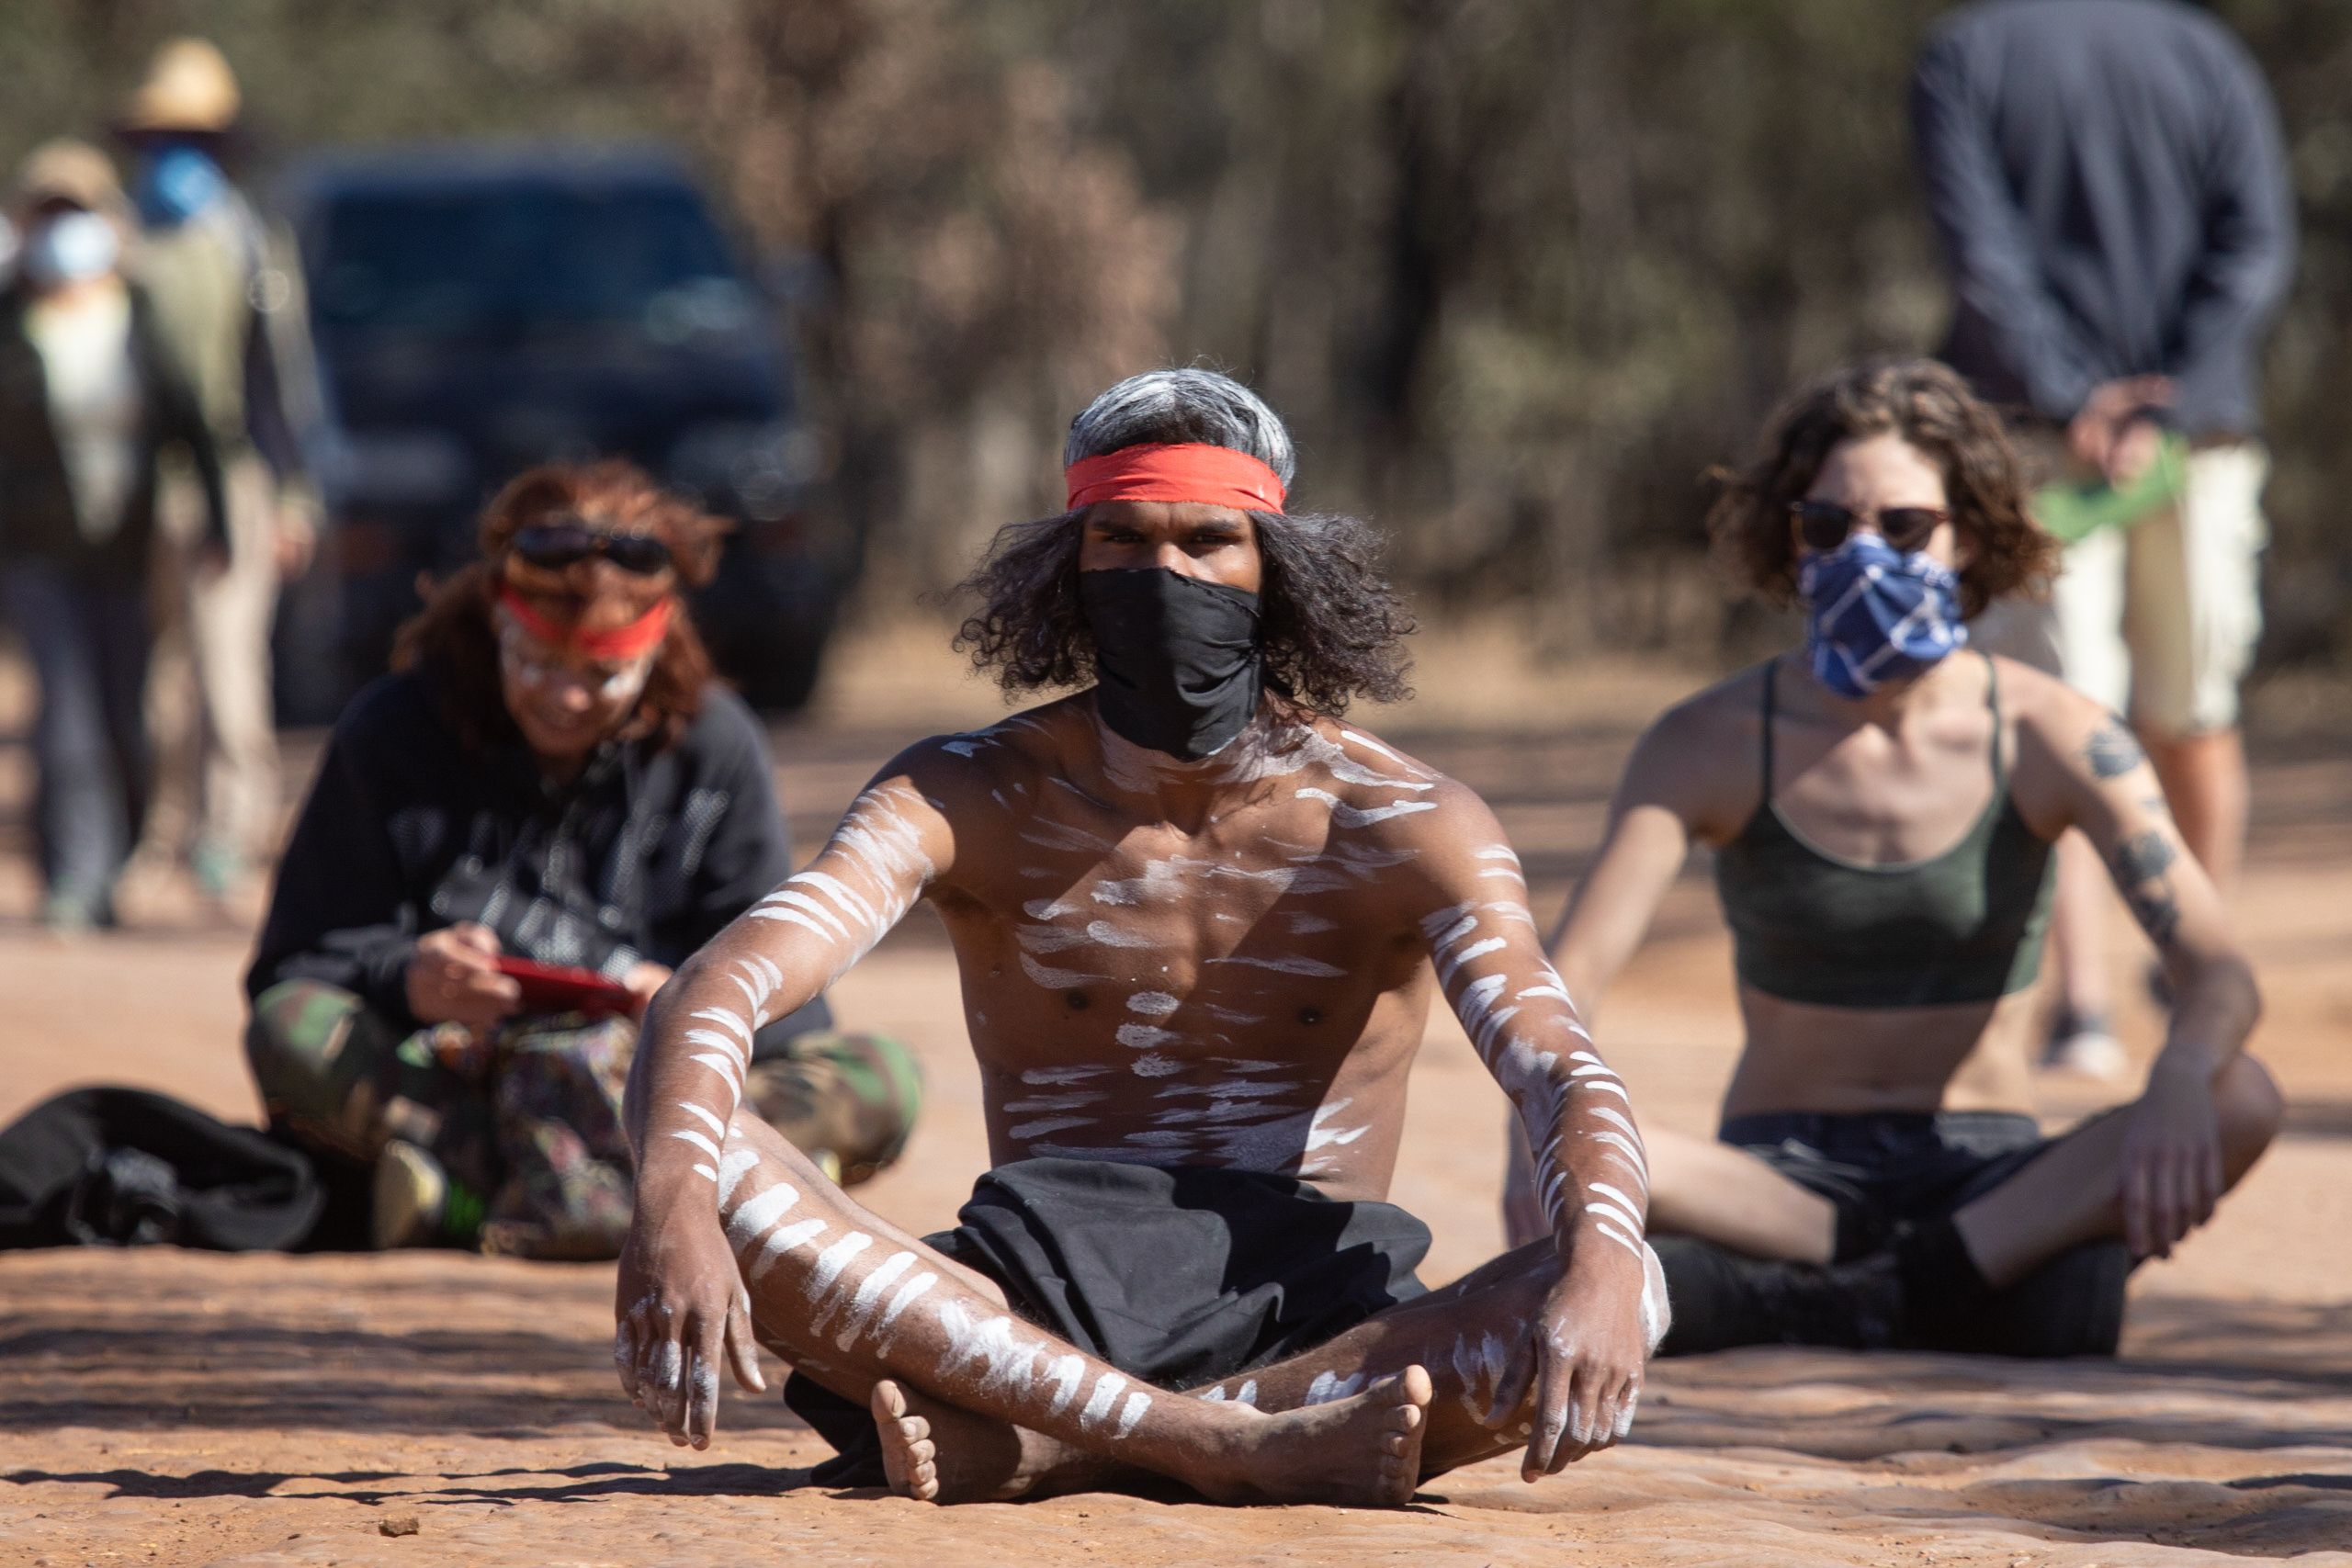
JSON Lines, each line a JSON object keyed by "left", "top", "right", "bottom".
{"left": 1719, "top": 984, "right": 2041, "bottom": 1120}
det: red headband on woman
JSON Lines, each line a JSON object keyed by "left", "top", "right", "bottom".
{"left": 1064, "top": 443, "right": 1287, "bottom": 513}
{"left": 497, "top": 584, "right": 673, "bottom": 662}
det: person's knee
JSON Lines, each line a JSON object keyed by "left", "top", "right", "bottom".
{"left": 2215, "top": 1054, "right": 2283, "bottom": 1179}
{"left": 244, "top": 980, "right": 368, "bottom": 1111}
{"left": 743, "top": 1030, "right": 923, "bottom": 1186}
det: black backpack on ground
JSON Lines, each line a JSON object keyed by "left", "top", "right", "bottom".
{"left": 0, "top": 1087, "right": 324, "bottom": 1251}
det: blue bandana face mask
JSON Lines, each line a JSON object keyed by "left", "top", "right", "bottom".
{"left": 133, "top": 145, "right": 226, "bottom": 229}
{"left": 1798, "top": 531, "right": 1968, "bottom": 699}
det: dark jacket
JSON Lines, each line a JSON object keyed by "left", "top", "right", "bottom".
{"left": 245, "top": 669, "right": 829, "bottom": 1047}
{"left": 0, "top": 279, "right": 227, "bottom": 578}
{"left": 1912, "top": 0, "right": 2297, "bottom": 436}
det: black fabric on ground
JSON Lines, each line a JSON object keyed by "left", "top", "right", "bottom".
{"left": 785, "top": 1156, "right": 1431, "bottom": 1486}
{"left": 0, "top": 1088, "right": 322, "bottom": 1251}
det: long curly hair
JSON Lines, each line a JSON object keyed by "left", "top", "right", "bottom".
{"left": 1707, "top": 357, "right": 2056, "bottom": 619}
{"left": 954, "top": 506, "right": 1416, "bottom": 716}
{"left": 392, "top": 461, "right": 727, "bottom": 752}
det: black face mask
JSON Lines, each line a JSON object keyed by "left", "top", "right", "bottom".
{"left": 1079, "top": 567, "right": 1264, "bottom": 761}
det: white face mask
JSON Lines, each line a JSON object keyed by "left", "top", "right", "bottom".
{"left": 23, "top": 210, "right": 120, "bottom": 288}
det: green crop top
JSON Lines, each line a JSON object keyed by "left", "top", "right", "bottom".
{"left": 1713, "top": 654, "right": 2056, "bottom": 1010}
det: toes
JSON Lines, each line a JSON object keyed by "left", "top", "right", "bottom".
{"left": 1397, "top": 1363, "right": 1434, "bottom": 1408}
{"left": 1382, "top": 1432, "right": 1409, "bottom": 1456}
{"left": 871, "top": 1380, "right": 909, "bottom": 1422}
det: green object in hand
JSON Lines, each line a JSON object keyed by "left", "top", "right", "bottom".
{"left": 2031, "top": 433, "right": 2190, "bottom": 546}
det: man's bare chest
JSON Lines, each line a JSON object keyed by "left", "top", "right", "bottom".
{"left": 938, "top": 793, "right": 1427, "bottom": 1080}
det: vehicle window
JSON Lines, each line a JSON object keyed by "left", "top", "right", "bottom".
{"left": 310, "top": 182, "right": 752, "bottom": 337}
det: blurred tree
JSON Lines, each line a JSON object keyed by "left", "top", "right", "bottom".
{"left": 3, "top": 0, "right": 2344, "bottom": 668}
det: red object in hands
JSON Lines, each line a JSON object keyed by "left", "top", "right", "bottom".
{"left": 494, "top": 955, "right": 638, "bottom": 1017}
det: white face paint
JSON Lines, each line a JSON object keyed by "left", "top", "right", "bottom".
{"left": 493, "top": 612, "right": 656, "bottom": 757}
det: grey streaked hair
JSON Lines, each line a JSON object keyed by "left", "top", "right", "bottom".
{"left": 1063, "top": 367, "right": 1299, "bottom": 489}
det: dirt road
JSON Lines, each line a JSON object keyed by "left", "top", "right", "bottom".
{"left": 4, "top": 628, "right": 2349, "bottom": 1566}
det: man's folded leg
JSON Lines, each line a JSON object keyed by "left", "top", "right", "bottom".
{"left": 707, "top": 1115, "right": 1433, "bottom": 1506}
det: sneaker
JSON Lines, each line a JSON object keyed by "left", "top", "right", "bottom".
{"left": 372, "top": 1140, "right": 449, "bottom": 1249}
{"left": 2041, "top": 1010, "right": 2128, "bottom": 1081}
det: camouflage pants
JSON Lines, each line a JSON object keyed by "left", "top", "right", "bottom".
{"left": 245, "top": 980, "right": 922, "bottom": 1258}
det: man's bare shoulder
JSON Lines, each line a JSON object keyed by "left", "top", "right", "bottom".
{"left": 1262, "top": 716, "right": 1508, "bottom": 875}
{"left": 886, "top": 696, "right": 1093, "bottom": 801}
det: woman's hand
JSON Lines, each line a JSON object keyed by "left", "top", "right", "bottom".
{"left": 403, "top": 922, "right": 522, "bottom": 1030}
{"left": 612, "top": 1201, "right": 766, "bottom": 1449}
{"left": 2120, "top": 1056, "right": 2224, "bottom": 1259}
{"left": 1498, "top": 1240, "right": 1650, "bottom": 1481}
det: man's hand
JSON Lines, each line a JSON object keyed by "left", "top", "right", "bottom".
{"left": 1501, "top": 1245, "right": 1649, "bottom": 1481}
{"left": 613, "top": 1204, "right": 766, "bottom": 1448}
{"left": 274, "top": 502, "right": 317, "bottom": 579}
{"left": 2103, "top": 415, "right": 2165, "bottom": 489}
{"left": 2068, "top": 376, "right": 2175, "bottom": 486}
{"left": 621, "top": 961, "right": 674, "bottom": 1023}
{"left": 404, "top": 922, "right": 522, "bottom": 1031}
{"left": 2120, "top": 1056, "right": 2224, "bottom": 1260}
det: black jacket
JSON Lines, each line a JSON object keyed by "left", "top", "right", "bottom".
{"left": 0, "top": 279, "right": 228, "bottom": 579}
{"left": 1912, "top": 0, "right": 2296, "bottom": 435}
{"left": 245, "top": 669, "right": 829, "bottom": 1047}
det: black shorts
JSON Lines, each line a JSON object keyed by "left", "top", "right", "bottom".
{"left": 1720, "top": 1110, "right": 2133, "bottom": 1357}
{"left": 1721, "top": 1110, "right": 2056, "bottom": 1257}
{"left": 785, "top": 1156, "right": 1431, "bottom": 1483}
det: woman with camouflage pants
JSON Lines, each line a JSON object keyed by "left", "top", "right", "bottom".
{"left": 243, "top": 462, "right": 919, "bottom": 1257}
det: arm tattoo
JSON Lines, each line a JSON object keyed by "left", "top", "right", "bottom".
{"left": 2109, "top": 829, "right": 2182, "bottom": 949}
{"left": 2085, "top": 717, "right": 2147, "bottom": 779}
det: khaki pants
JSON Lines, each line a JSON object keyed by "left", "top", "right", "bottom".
{"left": 1978, "top": 443, "right": 2269, "bottom": 736}
{"left": 147, "top": 453, "right": 283, "bottom": 865}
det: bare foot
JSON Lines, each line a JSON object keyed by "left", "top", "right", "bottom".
{"left": 870, "top": 1380, "right": 1112, "bottom": 1504}
{"left": 1194, "top": 1364, "right": 1432, "bottom": 1507}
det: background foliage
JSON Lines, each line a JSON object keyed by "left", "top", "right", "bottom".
{"left": 7, "top": 0, "right": 2347, "bottom": 665}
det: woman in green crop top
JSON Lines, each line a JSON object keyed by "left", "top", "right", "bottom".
{"left": 1510, "top": 360, "right": 2278, "bottom": 1358}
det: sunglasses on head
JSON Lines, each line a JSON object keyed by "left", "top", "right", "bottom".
{"left": 509, "top": 520, "right": 673, "bottom": 576}
{"left": 1790, "top": 499, "right": 1950, "bottom": 554}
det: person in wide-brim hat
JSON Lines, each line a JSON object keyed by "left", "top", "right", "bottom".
{"left": 118, "top": 36, "right": 242, "bottom": 140}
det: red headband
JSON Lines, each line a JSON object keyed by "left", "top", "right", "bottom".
{"left": 1064, "top": 443, "right": 1287, "bottom": 513}
{"left": 496, "top": 584, "right": 673, "bottom": 662}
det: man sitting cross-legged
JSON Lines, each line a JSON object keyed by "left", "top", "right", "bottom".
{"left": 612, "top": 369, "right": 1668, "bottom": 1506}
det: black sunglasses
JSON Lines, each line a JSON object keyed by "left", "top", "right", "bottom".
{"left": 510, "top": 521, "right": 673, "bottom": 575}
{"left": 1790, "top": 499, "right": 1950, "bottom": 554}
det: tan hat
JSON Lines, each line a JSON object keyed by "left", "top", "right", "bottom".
{"left": 11, "top": 139, "right": 129, "bottom": 221}
{"left": 119, "top": 37, "right": 242, "bottom": 134}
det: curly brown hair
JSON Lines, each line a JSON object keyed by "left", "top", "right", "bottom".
{"left": 1706, "top": 357, "right": 2056, "bottom": 619}
{"left": 953, "top": 506, "right": 1416, "bottom": 717}
{"left": 391, "top": 461, "right": 728, "bottom": 752}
